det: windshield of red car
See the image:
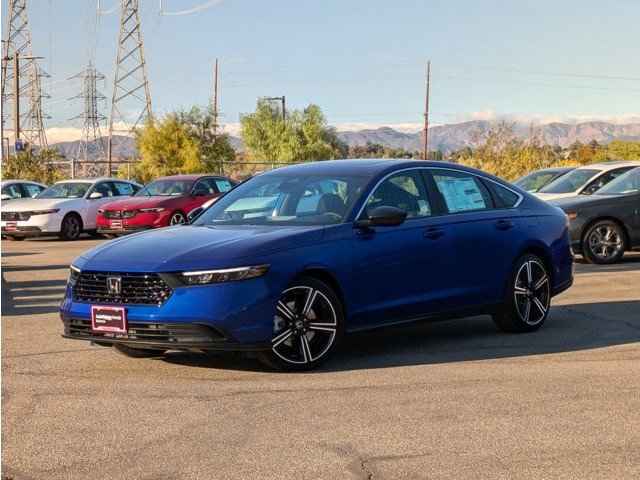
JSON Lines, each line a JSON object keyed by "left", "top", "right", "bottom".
{"left": 135, "top": 179, "right": 194, "bottom": 197}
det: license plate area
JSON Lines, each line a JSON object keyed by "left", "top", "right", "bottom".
{"left": 91, "top": 306, "right": 127, "bottom": 334}
{"left": 5, "top": 222, "right": 17, "bottom": 231}
{"left": 109, "top": 220, "right": 123, "bottom": 229}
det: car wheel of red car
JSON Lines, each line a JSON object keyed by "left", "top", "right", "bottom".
{"left": 169, "top": 211, "right": 187, "bottom": 225}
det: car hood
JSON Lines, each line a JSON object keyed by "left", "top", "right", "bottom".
{"left": 551, "top": 194, "right": 629, "bottom": 211}
{"left": 101, "top": 196, "right": 183, "bottom": 210}
{"left": 74, "top": 224, "right": 325, "bottom": 272}
{"left": 1, "top": 197, "right": 78, "bottom": 212}
{"left": 534, "top": 192, "right": 578, "bottom": 201}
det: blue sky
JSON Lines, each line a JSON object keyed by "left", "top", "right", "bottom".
{"left": 8, "top": 0, "right": 640, "bottom": 139}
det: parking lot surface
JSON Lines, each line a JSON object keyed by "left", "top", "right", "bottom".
{"left": 2, "top": 237, "right": 639, "bottom": 479}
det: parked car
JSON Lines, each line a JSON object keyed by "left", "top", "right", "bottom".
{"left": 535, "top": 161, "right": 639, "bottom": 201}
{"left": 61, "top": 160, "right": 573, "bottom": 371}
{"left": 1, "top": 178, "right": 141, "bottom": 241}
{"left": 1, "top": 179, "right": 47, "bottom": 201}
{"left": 552, "top": 167, "right": 640, "bottom": 264}
{"left": 514, "top": 167, "right": 574, "bottom": 193}
{"left": 96, "top": 174, "right": 235, "bottom": 236}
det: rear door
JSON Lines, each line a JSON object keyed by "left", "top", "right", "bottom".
{"left": 424, "top": 168, "right": 524, "bottom": 309}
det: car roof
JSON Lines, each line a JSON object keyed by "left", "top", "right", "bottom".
{"left": 261, "top": 159, "right": 480, "bottom": 177}
{"left": 154, "top": 174, "right": 224, "bottom": 181}
{"left": 54, "top": 177, "right": 139, "bottom": 184}
{"left": 1, "top": 179, "right": 46, "bottom": 185}
{"left": 575, "top": 160, "right": 640, "bottom": 171}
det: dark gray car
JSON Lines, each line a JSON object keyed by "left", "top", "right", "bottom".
{"left": 552, "top": 167, "right": 640, "bottom": 264}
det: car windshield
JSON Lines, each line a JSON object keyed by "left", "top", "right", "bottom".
{"left": 515, "top": 170, "right": 567, "bottom": 192}
{"left": 38, "top": 182, "right": 92, "bottom": 199}
{"left": 538, "top": 169, "right": 600, "bottom": 194}
{"left": 194, "top": 173, "right": 368, "bottom": 226}
{"left": 136, "top": 179, "right": 194, "bottom": 196}
{"left": 595, "top": 168, "right": 640, "bottom": 195}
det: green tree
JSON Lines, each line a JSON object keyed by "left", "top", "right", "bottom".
{"left": 240, "top": 100, "right": 346, "bottom": 163}
{"left": 1, "top": 148, "right": 63, "bottom": 184}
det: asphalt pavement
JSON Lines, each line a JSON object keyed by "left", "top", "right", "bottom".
{"left": 2, "top": 237, "right": 639, "bottom": 479}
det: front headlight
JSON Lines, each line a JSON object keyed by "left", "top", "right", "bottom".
{"left": 139, "top": 207, "right": 166, "bottom": 213}
{"left": 68, "top": 264, "right": 81, "bottom": 286}
{"left": 180, "top": 264, "right": 269, "bottom": 285}
{"left": 29, "top": 209, "right": 60, "bottom": 215}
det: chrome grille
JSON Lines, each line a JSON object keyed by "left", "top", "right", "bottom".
{"left": 2, "top": 211, "right": 30, "bottom": 221}
{"left": 72, "top": 271, "right": 173, "bottom": 305}
{"left": 103, "top": 210, "right": 137, "bottom": 219}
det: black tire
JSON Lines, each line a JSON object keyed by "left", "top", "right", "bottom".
{"left": 113, "top": 344, "right": 166, "bottom": 358}
{"left": 493, "top": 254, "right": 551, "bottom": 333}
{"left": 258, "top": 276, "right": 344, "bottom": 372}
{"left": 169, "top": 211, "right": 187, "bottom": 226}
{"left": 5, "top": 235, "right": 25, "bottom": 241}
{"left": 59, "top": 214, "right": 83, "bottom": 241}
{"left": 581, "top": 220, "right": 626, "bottom": 265}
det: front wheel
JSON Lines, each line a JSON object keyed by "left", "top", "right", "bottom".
{"left": 582, "top": 220, "right": 626, "bottom": 264}
{"left": 59, "top": 214, "right": 82, "bottom": 241}
{"left": 258, "top": 276, "right": 344, "bottom": 371}
{"left": 169, "top": 211, "right": 187, "bottom": 226}
{"left": 493, "top": 254, "right": 551, "bottom": 333}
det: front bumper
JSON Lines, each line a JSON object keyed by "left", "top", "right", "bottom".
{"left": 59, "top": 275, "right": 278, "bottom": 351}
{"left": 97, "top": 226, "right": 153, "bottom": 236}
{"left": 1, "top": 212, "right": 63, "bottom": 236}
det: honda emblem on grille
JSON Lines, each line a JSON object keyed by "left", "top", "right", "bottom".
{"left": 107, "top": 276, "right": 122, "bottom": 295}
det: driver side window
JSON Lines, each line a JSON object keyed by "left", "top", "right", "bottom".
{"left": 366, "top": 171, "right": 431, "bottom": 219}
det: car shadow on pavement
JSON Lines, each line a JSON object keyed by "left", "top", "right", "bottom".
{"left": 161, "top": 300, "right": 640, "bottom": 373}
{"left": 574, "top": 252, "right": 640, "bottom": 273}
{"left": 1, "top": 277, "right": 67, "bottom": 316}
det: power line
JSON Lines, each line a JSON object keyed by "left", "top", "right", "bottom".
{"left": 159, "top": 0, "right": 224, "bottom": 16}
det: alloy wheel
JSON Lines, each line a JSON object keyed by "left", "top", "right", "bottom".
{"left": 63, "top": 216, "right": 81, "bottom": 240}
{"left": 169, "top": 212, "right": 186, "bottom": 225}
{"left": 513, "top": 259, "right": 550, "bottom": 326}
{"left": 271, "top": 286, "right": 338, "bottom": 365}
{"left": 586, "top": 224, "right": 623, "bottom": 261}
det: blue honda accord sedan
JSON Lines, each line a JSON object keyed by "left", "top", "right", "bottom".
{"left": 61, "top": 160, "right": 573, "bottom": 370}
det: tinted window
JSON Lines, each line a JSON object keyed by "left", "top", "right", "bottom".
{"left": 39, "top": 182, "right": 92, "bottom": 199}
{"left": 515, "top": 170, "right": 564, "bottom": 192}
{"left": 432, "top": 171, "right": 492, "bottom": 213}
{"left": 136, "top": 179, "right": 193, "bottom": 196}
{"left": 583, "top": 167, "right": 635, "bottom": 195}
{"left": 113, "top": 182, "right": 135, "bottom": 196}
{"left": 365, "top": 171, "right": 431, "bottom": 218}
{"left": 596, "top": 167, "right": 640, "bottom": 195}
{"left": 192, "top": 179, "right": 215, "bottom": 195}
{"left": 488, "top": 182, "right": 520, "bottom": 208}
{"left": 23, "top": 183, "right": 44, "bottom": 197}
{"left": 94, "top": 182, "right": 115, "bottom": 197}
{"left": 2, "top": 184, "right": 23, "bottom": 199}
{"left": 539, "top": 169, "right": 599, "bottom": 194}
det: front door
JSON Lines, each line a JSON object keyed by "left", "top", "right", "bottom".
{"left": 349, "top": 170, "right": 454, "bottom": 329}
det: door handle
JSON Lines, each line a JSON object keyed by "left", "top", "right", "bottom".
{"left": 495, "top": 219, "right": 514, "bottom": 231}
{"left": 424, "top": 227, "right": 445, "bottom": 240}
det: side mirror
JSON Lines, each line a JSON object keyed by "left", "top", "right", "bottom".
{"left": 187, "top": 207, "right": 203, "bottom": 223}
{"left": 354, "top": 206, "right": 407, "bottom": 229}
{"left": 89, "top": 191, "right": 104, "bottom": 199}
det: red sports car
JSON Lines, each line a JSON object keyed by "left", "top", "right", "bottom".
{"left": 96, "top": 174, "right": 235, "bottom": 235}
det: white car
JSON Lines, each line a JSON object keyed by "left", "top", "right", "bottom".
{"left": 1, "top": 178, "right": 141, "bottom": 240}
{"left": 1, "top": 179, "right": 47, "bottom": 201}
{"left": 535, "top": 161, "right": 639, "bottom": 201}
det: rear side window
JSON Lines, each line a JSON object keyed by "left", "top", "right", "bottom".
{"left": 23, "top": 183, "right": 45, "bottom": 197}
{"left": 114, "top": 182, "right": 135, "bottom": 196}
{"left": 215, "top": 178, "right": 233, "bottom": 193}
{"left": 431, "top": 170, "right": 492, "bottom": 213}
{"left": 487, "top": 181, "right": 520, "bottom": 208}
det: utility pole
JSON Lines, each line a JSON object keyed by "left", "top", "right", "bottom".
{"left": 423, "top": 60, "right": 431, "bottom": 160}
{"left": 1, "top": 0, "right": 48, "bottom": 152}
{"left": 265, "top": 96, "right": 286, "bottom": 121}
{"left": 212, "top": 58, "right": 219, "bottom": 137}
{"left": 107, "top": 0, "right": 153, "bottom": 175}
{"left": 69, "top": 62, "right": 107, "bottom": 165}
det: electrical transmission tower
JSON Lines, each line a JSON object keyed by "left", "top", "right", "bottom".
{"left": 107, "top": 0, "right": 152, "bottom": 172}
{"left": 69, "top": 62, "right": 107, "bottom": 163}
{"left": 1, "top": 0, "right": 49, "bottom": 154}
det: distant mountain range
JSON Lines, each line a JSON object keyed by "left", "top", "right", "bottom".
{"left": 50, "top": 120, "right": 640, "bottom": 160}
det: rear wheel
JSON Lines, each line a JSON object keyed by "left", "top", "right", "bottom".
{"left": 59, "top": 214, "right": 82, "bottom": 241}
{"left": 258, "top": 276, "right": 344, "bottom": 371}
{"left": 493, "top": 254, "right": 551, "bottom": 333}
{"left": 114, "top": 344, "right": 166, "bottom": 358}
{"left": 582, "top": 220, "right": 626, "bottom": 264}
